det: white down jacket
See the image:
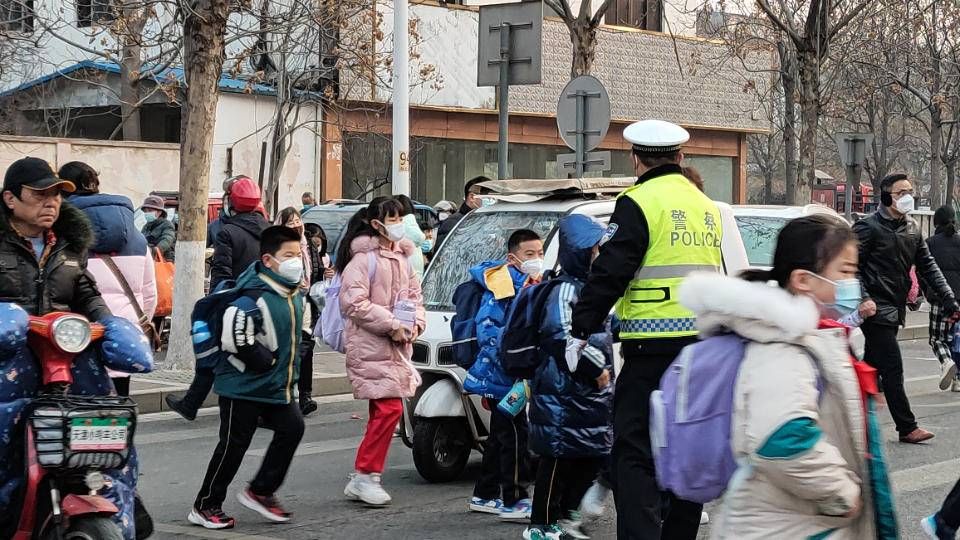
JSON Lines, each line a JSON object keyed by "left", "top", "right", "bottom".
{"left": 680, "top": 273, "right": 876, "bottom": 540}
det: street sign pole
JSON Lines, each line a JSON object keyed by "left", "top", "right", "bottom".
{"left": 556, "top": 75, "right": 610, "bottom": 177}
{"left": 478, "top": 2, "right": 542, "bottom": 181}
{"left": 497, "top": 23, "right": 511, "bottom": 180}
{"left": 574, "top": 90, "right": 585, "bottom": 177}
{"left": 835, "top": 132, "right": 873, "bottom": 221}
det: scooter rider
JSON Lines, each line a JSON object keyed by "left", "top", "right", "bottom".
{"left": 569, "top": 121, "right": 723, "bottom": 540}
{"left": 0, "top": 157, "right": 154, "bottom": 539}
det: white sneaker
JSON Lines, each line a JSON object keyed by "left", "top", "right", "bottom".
{"left": 701, "top": 511, "right": 710, "bottom": 525}
{"left": 559, "top": 513, "right": 590, "bottom": 539}
{"left": 941, "top": 360, "right": 958, "bottom": 390}
{"left": 952, "top": 379, "right": 960, "bottom": 392}
{"left": 344, "top": 472, "right": 392, "bottom": 506}
{"left": 579, "top": 481, "right": 611, "bottom": 518}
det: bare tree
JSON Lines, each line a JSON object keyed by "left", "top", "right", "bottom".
{"left": 542, "top": 0, "right": 617, "bottom": 76}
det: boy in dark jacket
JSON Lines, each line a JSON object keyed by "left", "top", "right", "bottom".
{"left": 525, "top": 215, "right": 614, "bottom": 540}
{"left": 189, "top": 226, "right": 306, "bottom": 530}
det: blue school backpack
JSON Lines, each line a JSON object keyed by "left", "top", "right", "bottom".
{"left": 449, "top": 280, "right": 487, "bottom": 369}
{"left": 190, "top": 280, "right": 261, "bottom": 370}
{"left": 499, "top": 277, "right": 566, "bottom": 379}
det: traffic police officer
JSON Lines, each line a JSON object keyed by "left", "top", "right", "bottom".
{"left": 569, "top": 119, "right": 722, "bottom": 539}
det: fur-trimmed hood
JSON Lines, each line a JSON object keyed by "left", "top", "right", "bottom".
{"left": 679, "top": 272, "right": 820, "bottom": 344}
{"left": 0, "top": 202, "right": 94, "bottom": 252}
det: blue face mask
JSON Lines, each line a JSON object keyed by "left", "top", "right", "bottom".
{"left": 421, "top": 240, "right": 433, "bottom": 253}
{"left": 808, "top": 272, "right": 861, "bottom": 317}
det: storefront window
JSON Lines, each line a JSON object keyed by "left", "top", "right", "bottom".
{"left": 341, "top": 133, "right": 735, "bottom": 204}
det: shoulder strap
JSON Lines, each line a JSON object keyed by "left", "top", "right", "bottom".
{"left": 101, "top": 254, "right": 148, "bottom": 325}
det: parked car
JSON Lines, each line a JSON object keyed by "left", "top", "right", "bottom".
{"left": 733, "top": 204, "right": 840, "bottom": 269}
{"left": 302, "top": 200, "right": 439, "bottom": 260}
{"left": 402, "top": 179, "right": 750, "bottom": 483}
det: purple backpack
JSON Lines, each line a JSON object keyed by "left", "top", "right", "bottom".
{"left": 649, "top": 334, "right": 746, "bottom": 504}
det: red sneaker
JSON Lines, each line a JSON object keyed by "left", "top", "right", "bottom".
{"left": 187, "top": 507, "right": 236, "bottom": 529}
{"left": 237, "top": 487, "right": 292, "bottom": 523}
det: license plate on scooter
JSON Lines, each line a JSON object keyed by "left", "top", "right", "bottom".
{"left": 69, "top": 418, "right": 129, "bottom": 451}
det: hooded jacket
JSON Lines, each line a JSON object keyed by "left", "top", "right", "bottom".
{"left": 340, "top": 235, "right": 425, "bottom": 400}
{"left": 854, "top": 208, "right": 955, "bottom": 325}
{"left": 463, "top": 260, "right": 530, "bottom": 400}
{"left": 141, "top": 215, "right": 176, "bottom": 261}
{"left": 680, "top": 273, "right": 887, "bottom": 540}
{"left": 529, "top": 215, "right": 614, "bottom": 458}
{"left": 69, "top": 193, "right": 158, "bottom": 324}
{"left": 210, "top": 210, "right": 270, "bottom": 290}
{"left": 0, "top": 203, "right": 111, "bottom": 321}
{"left": 213, "top": 263, "right": 305, "bottom": 404}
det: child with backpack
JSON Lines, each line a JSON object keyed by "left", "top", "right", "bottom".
{"left": 336, "top": 197, "right": 424, "bottom": 507}
{"left": 189, "top": 226, "right": 307, "bottom": 530}
{"left": 510, "top": 215, "right": 614, "bottom": 540}
{"left": 661, "top": 215, "right": 895, "bottom": 539}
{"left": 452, "top": 229, "right": 543, "bottom": 521}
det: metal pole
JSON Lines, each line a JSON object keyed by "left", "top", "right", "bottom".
{"left": 844, "top": 165, "right": 855, "bottom": 222}
{"left": 392, "top": 0, "right": 410, "bottom": 196}
{"left": 498, "top": 22, "right": 510, "bottom": 180}
{"left": 574, "top": 90, "right": 585, "bottom": 178}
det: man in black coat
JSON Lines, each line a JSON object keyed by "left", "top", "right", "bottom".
{"left": 854, "top": 172, "right": 959, "bottom": 444}
{"left": 0, "top": 157, "right": 110, "bottom": 321}
{"left": 435, "top": 175, "right": 488, "bottom": 251}
{"left": 209, "top": 177, "right": 269, "bottom": 291}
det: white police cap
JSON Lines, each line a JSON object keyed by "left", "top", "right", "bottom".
{"left": 623, "top": 119, "right": 689, "bottom": 154}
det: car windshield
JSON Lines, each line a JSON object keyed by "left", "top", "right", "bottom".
{"left": 422, "top": 210, "right": 563, "bottom": 311}
{"left": 302, "top": 206, "right": 363, "bottom": 257}
{"left": 735, "top": 215, "right": 789, "bottom": 267}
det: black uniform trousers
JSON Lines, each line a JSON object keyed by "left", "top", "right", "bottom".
{"left": 861, "top": 321, "right": 918, "bottom": 435}
{"left": 473, "top": 406, "right": 531, "bottom": 507}
{"left": 531, "top": 456, "right": 603, "bottom": 526}
{"left": 194, "top": 396, "right": 305, "bottom": 510}
{"left": 614, "top": 344, "right": 702, "bottom": 540}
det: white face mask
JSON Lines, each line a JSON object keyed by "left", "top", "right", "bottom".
{"left": 895, "top": 194, "right": 915, "bottom": 214}
{"left": 520, "top": 258, "right": 544, "bottom": 277}
{"left": 383, "top": 222, "right": 405, "bottom": 242}
{"left": 271, "top": 256, "right": 304, "bottom": 284}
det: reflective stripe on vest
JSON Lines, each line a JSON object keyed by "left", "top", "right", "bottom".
{"left": 616, "top": 173, "right": 724, "bottom": 340}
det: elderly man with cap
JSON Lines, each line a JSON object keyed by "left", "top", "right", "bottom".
{"left": 141, "top": 194, "right": 177, "bottom": 261}
{"left": 569, "top": 120, "right": 721, "bottom": 539}
{"left": 0, "top": 156, "right": 111, "bottom": 320}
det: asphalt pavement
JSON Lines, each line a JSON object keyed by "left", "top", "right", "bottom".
{"left": 137, "top": 338, "right": 960, "bottom": 540}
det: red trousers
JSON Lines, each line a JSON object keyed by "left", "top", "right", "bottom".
{"left": 355, "top": 398, "right": 403, "bottom": 474}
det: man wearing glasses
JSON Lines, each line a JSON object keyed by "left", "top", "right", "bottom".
{"left": 854, "top": 173, "right": 958, "bottom": 443}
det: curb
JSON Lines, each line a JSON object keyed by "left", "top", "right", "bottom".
{"left": 131, "top": 373, "right": 352, "bottom": 414}
{"left": 899, "top": 324, "right": 928, "bottom": 341}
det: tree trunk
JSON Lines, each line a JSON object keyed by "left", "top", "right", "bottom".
{"left": 782, "top": 62, "right": 799, "bottom": 205}
{"left": 796, "top": 50, "right": 819, "bottom": 202}
{"left": 118, "top": 0, "right": 145, "bottom": 141}
{"left": 931, "top": 106, "right": 944, "bottom": 208}
{"left": 569, "top": 20, "right": 596, "bottom": 78}
{"left": 166, "top": 0, "right": 230, "bottom": 369}
{"left": 946, "top": 159, "right": 957, "bottom": 208}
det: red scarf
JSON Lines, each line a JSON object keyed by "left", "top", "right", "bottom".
{"left": 818, "top": 318, "right": 879, "bottom": 405}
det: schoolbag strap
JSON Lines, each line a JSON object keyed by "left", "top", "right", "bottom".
{"left": 100, "top": 254, "right": 149, "bottom": 325}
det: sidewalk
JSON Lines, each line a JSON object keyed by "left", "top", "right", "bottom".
{"left": 131, "top": 347, "right": 351, "bottom": 413}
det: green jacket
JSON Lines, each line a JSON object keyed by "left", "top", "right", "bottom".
{"left": 213, "top": 263, "right": 305, "bottom": 404}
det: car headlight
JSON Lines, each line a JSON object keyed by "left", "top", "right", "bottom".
{"left": 51, "top": 316, "right": 92, "bottom": 353}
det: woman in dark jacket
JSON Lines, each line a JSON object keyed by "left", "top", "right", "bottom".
{"left": 526, "top": 215, "right": 614, "bottom": 539}
{"left": 926, "top": 206, "right": 960, "bottom": 392}
{"left": 140, "top": 195, "right": 176, "bottom": 261}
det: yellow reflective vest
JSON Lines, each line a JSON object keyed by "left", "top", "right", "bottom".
{"left": 615, "top": 173, "right": 723, "bottom": 340}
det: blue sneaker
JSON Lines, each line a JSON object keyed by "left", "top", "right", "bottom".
{"left": 469, "top": 496, "right": 503, "bottom": 514}
{"left": 923, "top": 514, "right": 957, "bottom": 540}
{"left": 501, "top": 498, "right": 533, "bottom": 521}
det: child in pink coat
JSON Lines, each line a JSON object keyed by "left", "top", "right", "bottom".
{"left": 336, "top": 197, "right": 425, "bottom": 506}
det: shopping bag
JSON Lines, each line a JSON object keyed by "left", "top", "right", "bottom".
{"left": 153, "top": 248, "right": 175, "bottom": 317}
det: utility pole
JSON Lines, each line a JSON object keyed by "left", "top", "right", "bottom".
{"left": 392, "top": 0, "right": 410, "bottom": 196}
